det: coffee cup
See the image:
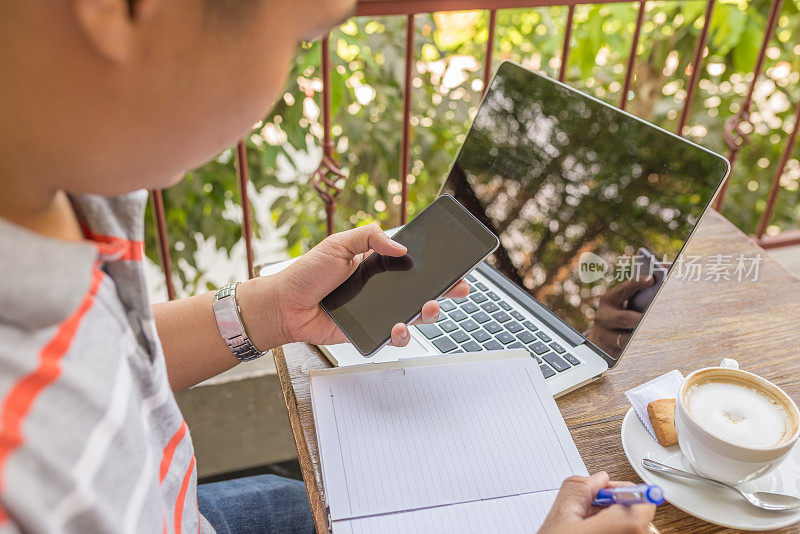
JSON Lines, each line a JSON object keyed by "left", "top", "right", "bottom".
{"left": 674, "top": 359, "right": 799, "bottom": 484}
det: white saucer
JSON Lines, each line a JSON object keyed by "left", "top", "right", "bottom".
{"left": 621, "top": 407, "right": 800, "bottom": 531}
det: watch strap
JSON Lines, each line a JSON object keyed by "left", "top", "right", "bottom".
{"left": 212, "top": 282, "right": 265, "bottom": 362}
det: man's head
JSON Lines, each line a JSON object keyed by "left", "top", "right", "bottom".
{"left": 0, "top": 0, "right": 354, "bottom": 198}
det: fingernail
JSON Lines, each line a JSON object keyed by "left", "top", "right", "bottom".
{"left": 401, "top": 329, "right": 409, "bottom": 341}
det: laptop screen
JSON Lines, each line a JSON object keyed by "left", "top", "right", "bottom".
{"left": 440, "top": 62, "right": 728, "bottom": 360}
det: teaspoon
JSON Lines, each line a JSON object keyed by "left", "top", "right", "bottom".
{"left": 642, "top": 458, "right": 800, "bottom": 512}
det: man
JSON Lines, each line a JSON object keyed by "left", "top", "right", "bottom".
{"left": 0, "top": 1, "right": 655, "bottom": 532}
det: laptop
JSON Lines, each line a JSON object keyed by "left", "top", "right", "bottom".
{"left": 264, "top": 61, "right": 729, "bottom": 397}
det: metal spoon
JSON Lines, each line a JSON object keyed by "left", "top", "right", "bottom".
{"left": 642, "top": 458, "right": 800, "bottom": 511}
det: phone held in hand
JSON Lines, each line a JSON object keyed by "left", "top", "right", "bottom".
{"left": 626, "top": 247, "right": 667, "bottom": 313}
{"left": 321, "top": 194, "right": 500, "bottom": 356}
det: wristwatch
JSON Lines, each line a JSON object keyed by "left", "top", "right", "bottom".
{"left": 212, "top": 282, "right": 265, "bottom": 362}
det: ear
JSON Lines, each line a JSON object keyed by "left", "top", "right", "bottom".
{"left": 72, "top": 0, "right": 136, "bottom": 62}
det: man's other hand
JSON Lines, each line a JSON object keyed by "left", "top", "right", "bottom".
{"left": 538, "top": 472, "right": 656, "bottom": 534}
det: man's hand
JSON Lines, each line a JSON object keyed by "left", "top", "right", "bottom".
{"left": 239, "top": 223, "right": 469, "bottom": 349}
{"left": 538, "top": 472, "right": 655, "bottom": 534}
{"left": 586, "top": 277, "right": 653, "bottom": 357}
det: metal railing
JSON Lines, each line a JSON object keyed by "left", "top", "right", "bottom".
{"left": 149, "top": 0, "right": 800, "bottom": 300}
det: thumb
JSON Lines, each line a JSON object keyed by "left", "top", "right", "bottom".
{"left": 319, "top": 223, "right": 407, "bottom": 261}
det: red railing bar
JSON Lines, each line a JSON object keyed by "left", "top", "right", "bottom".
{"left": 676, "top": 0, "right": 715, "bottom": 135}
{"left": 399, "top": 14, "right": 415, "bottom": 225}
{"left": 312, "top": 36, "right": 343, "bottom": 235}
{"left": 320, "top": 37, "right": 334, "bottom": 162}
{"left": 149, "top": 189, "right": 176, "bottom": 301}
{"left": 755, "top": 228, "right": 800, "bottom": 250}
{"left": 319, "top": 36, "right": 337, "bottom": 235}
{"left": 356, "top": 0, "right": 627, "bottom": 16}
{"left": 619, "top": 1, "right": 646, "bottom": 110}
{"left": 483, "top": 9, "right": 498, "bottom": 93}
{"left": 558, "top": 5, "right": 575, "bottom": 82}
{"left": 714, "top": 0, "right": 783, "bottom": 210}
{"left": 235, "top": 141, "right": 256, "bottom": 279}
{"left": 756, "top": 99, "right": 800, "bottom": 239}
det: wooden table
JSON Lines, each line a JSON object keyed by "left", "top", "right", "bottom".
{"left": 273, "top": 210, "right": 800, "bottom": 534}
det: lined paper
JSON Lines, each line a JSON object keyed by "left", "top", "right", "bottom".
{"left": 310, "top": 352, "right": 587, "bottom": 532}
{"left": 334, "top": 491, "right": 559, "bottom": 534}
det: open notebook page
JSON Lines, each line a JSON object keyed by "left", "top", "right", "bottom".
{"left": 310, "top": 351, "right": 587, "bottom": 532}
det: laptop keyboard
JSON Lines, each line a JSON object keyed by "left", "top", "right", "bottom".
{"left": 413, "top": 272, "right": 583, "bottom": 379}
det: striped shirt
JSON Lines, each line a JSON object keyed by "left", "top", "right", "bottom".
{"left": 0, "top": 191, "right": 213, "bottom": 533}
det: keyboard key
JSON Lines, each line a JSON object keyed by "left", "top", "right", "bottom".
{"left": 508, "top": 342, "right": 525, "bottom": 349}
{"left": 471, "top": 329, "right": 491, "bottom": 343}
{"left": 484, "top": 321, "right": 502, "bottom": 334}
{"left": 496, "top": 331, "right": 515, "bottom": 345}
{"left": 453, "top": 297, "right": 468, "bottom": 304}
{"left": 483, "top": 339, "right": 504, "bottom": 351}
{"left": 542, "top": 352, "right": 571, "bottom": 372}
{"left": 549, "top": 342, "right": 565, "bottom": 354}
{"left": 449, "top": 309, "right": 468, "bottom": 322}
{"left": 564, "top": 353, "right": 581, "bottom": 366}
{"left": 540, "top": 364, "right": 556, "bottom": 379}
{"left": 450, "top": 330, "right": 470, "bottom": 343}
{"left": 461, "top": 302, "right": 479, "bottom": 314}
{"left": 461, "top": 340, "right": 483, "bottom": 352}
{"left": 481, "top": 301, "right": 500, "bottom": 313}
{"left": 506, "top": 321, "right": 523, "bottom": 333}
{"left": 461, "top": 319, "right": 479, "bottom": 332}
{"left": 536, "top": 331, "right": 552, "bottom": 342}
{"left": 472, "top": 311, "right": 490, "bottom": 324}
{"left": 522, "top": 321, "right": 538, "bottom": 332}
{"left": 433, "top": 337, "right": 458, "bottom": 353}
{"left": 492, "top": 311, "right": 511, "bottom": 323}
{"left": 469, "top": 293, "right": 488, "bottom": 304}
{"left": 529, "top": 341, "right": 549, "bottom": 355}
{"left": 439, "top": 300, "right": 456, "bottom": 312}
{"left": 510, "top": 311, "right": 525, "bottom": 321}
{"left": 439, "top": 320, "right": 458, "bottom": 333}
{"left": 475, "top": 282, "right": 488, "bottom": 291}
{"left": 465, "top": 273, "right": 477, "bottom": 282}
{"left": 517, "top": 330, "right": 536, "bottom": 344}
{"left": 499, "top": 301, "right": 513, "bottom": 311}
{"left": 486, "top": 291, "right": 501, "bottom": 301}
{"left": 416, "top": 324, "right": 442, "bottom": 339}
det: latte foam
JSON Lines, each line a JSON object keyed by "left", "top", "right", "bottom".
{"left": 685, "top": 379, "right": 792, "bottom": 448}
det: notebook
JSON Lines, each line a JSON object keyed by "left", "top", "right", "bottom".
{"left": 310, "top": 350, "right": 588, "bottom": 533}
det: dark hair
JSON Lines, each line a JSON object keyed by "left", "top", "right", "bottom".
{"left": 126, "top": 0, "right": 135, "bottom": 16}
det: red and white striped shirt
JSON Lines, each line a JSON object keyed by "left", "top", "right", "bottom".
{"left": 0, "top": 191, "right": 212, "bottom": 533}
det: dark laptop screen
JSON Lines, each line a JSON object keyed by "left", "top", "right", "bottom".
{"left": 440, "top": 62, "right": 728, "bottom": 359}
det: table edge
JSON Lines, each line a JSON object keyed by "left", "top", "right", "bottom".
{"left": 272, "top": 345, "right": 330, "bottom": 534}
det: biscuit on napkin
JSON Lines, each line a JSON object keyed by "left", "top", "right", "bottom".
{"left": 647, "top": 398, "right": 677, "bottom": 447}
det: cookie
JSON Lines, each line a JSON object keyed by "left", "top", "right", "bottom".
{"left": 647, "top": 398, "right": 677, "bottom": 447}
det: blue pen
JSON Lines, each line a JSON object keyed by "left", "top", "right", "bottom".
{"left": 592, "top": 484, "right": 665, "bottom": 506}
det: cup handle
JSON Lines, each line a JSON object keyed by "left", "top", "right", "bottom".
{"left": 720, "top": 358, "right": 739, "bottom": 370}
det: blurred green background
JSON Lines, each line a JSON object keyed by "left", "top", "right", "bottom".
{"left": 145, "top": 1, "right": 800, "bottom": 296}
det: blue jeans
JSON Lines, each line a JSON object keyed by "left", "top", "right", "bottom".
{"left": 197, "top": 474, "right": 315, "bottom": 534}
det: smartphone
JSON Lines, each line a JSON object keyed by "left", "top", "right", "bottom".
{"left": 321, "top": 194, "right": 500, "bottom": 356}
{"left": 626, "top": 247, "right": 667, "bottom": 313}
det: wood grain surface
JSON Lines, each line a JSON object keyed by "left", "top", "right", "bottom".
{"left": 273, "top": 210, "right": 800, "bottom": 534}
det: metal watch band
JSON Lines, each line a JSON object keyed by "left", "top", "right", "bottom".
{"left": 212, "top": 282, "right": 265, "bottom": 362}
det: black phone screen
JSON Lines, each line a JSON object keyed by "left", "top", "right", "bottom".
{"left": 321, "top": 195, "right": 499, "bottom": 355}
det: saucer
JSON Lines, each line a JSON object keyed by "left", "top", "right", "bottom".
{"left": 621, "top": 407, "right": 800, "bottom": 531}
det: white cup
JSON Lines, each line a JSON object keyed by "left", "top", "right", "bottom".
{"left": 674, "top": 359, "right": 800, "bottom": 484}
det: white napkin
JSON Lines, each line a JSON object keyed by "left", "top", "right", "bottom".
{"left": 625, "top": 370, "right": 684, "bottom": 441}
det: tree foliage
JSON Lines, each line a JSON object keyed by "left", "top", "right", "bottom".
{"left": 144, "top": 1, "right": 800, "bottom": 295}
